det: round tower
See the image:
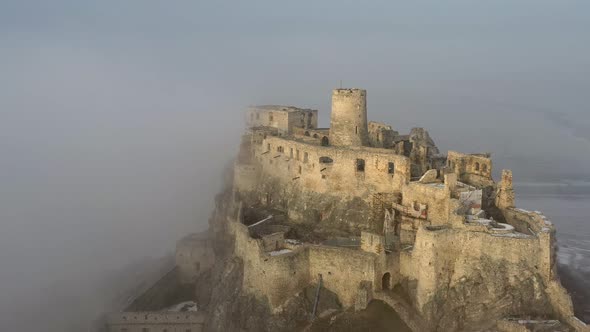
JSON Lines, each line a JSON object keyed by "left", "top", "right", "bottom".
{"left": 329, "top": 88, "right": 369, "bottom": 146}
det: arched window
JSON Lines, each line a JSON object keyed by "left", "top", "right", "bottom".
{"left": 483, "top": 164, "right": 488, "bottom": 172}
{"left": 304, "top": 131, "right": 310, "bottom": 136}
{"left": 475, "top": 162, "right": 480, "bottom": 171}
{"left": 313, "top": 133, "right": 319, "bottom": 138}
{"left": 321, "top": 136, "right": 329, "bottom": 146}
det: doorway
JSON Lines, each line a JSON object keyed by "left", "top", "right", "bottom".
{"left": 382, "top": 272, "right": 391, "bottom": 290}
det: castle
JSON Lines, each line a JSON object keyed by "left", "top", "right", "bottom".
{"left": 107, "top": 89, "right": 588, "bottom": 332}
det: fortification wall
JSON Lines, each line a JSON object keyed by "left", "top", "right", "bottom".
{"left": 107, "top": 312, "right": 205, "bottom": 332}
{"left": 504, "top": 208, "right": 553, "bottom": 235}
{"left": 230, "top": 220, "right": 311, "bottom": 309}
{"left": 401, "top": 182, "right": 451, "bottom": 226}
{"left": 447, "top": 150, "right": 493, "bottom": 187}
{"left": 308, "top": 245, "right": 377, "bottom": 308}
{"left": 498, "top": 208, "right": 583, "bottom": 329}
{"left": 175, "top": 233, "right": 215, "bottom": 284}
{"left": 247, "top": 108, "right": 290, "bottom": 134}
{"left": 247, "top": 107, "right": 318, "bottom": 135}
{"left": 546, "top": 280, "right": 590, "bottom": 331}
{"left": 233, "top": 163, "right": 257, "bottom": 193}
{"left": 229, "top": 216, "right": 380, "bottom": 310}
{"left": 256, "top": 136, "right": 410, "bottom": 196}
{"left": 292, "top": 127, "right": 329, "bottom": 140}
{"left": 368, "top": 121, "right": 397, "bottom": 148}
{"left": 287, "top": 109, "right": 318, "bottom": 131}
{"left": 398, "top": 225, "right": 574, "bottom": 329}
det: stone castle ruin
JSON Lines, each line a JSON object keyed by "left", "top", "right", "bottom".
{"left": 108, "top": 89, "right": 589, "bottom": 332}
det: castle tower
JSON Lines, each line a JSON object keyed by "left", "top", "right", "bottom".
{"left": 330, "top": 89, "right": 368, "bottom": 146}
{"left": 496, "top": 169, "right": 515, "bottom": 209}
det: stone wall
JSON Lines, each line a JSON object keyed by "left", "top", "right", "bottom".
{"left": 401, "top": 182, "right": 452, "bottom": 226}
{"left": 106, "top": 312, "right": 205, "bottom": 332}
{"left": 308, "top": 245, "right": 377, "bottom": 308}
{"left": 447, "top": 150, "right": 493, "bottom": 187}
{"left": 399, "top": 225, "right": 567, "bottom": 330}
{"left": 246, "top": 106, "right": 318, "bottom": 135}
{"left": 230, "top": 219, "right": 311, "bottom": 309}
{"left": 229, "top": 213, "right": 378, "bottom": 310}
{"left": 255, "top": 136, "right": 410, "bottom": 196}
{"left": 368, "top": 121, "right": 397, "bottom": 148}
{"left": 233, "top": 162, "right": 257, "bottom": 193}
{"left": 175, "top": 233, "right": 215, "bottom": 284}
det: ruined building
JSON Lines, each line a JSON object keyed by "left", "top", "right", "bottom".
{"left": 107, "top": 89, "right": 589, "bottom": 332}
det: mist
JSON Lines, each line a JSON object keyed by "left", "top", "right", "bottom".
{"left": 1, "top": 1, "right": 589, "bottom": 330}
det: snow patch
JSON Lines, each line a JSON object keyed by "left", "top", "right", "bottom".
{"left": 167, "top": 301, "right": 198, "bottom": 312}
{"left": 269, "top": 249, "right": 292, "bottom": 256}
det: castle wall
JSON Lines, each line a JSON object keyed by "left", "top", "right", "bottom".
{"left": 256, "top": 136, "right": 410, "bottom": 197}
{"left": 246, "top": 106, "right": 318, "bottom": 135}
{"left": 308, "top": 246, "right": 377, "bottom": 308}
{"left": 106, "top": 312, "right": 205, "bottom": 332}
{"left": 260, "top": 232, "right": 285, "bottom": 252}
{"left": 287, "top": 109, "right": 318, "bottom": 131}
{"left": 447, "top": 151, "right": 493, "bottom": 187}
{"left": 233, "top": 163, "right": 257, "bottom": 193}
{"left": 230, "top": 220, "right": 311, "bottom": 309}
{"left": 292, "top": 127, "right": 329, "bottom": 142}
{"left": 229, "top": 215, "right": 380, "bottom": 310}
{"left": 175, "top": 233, "right": 215, "bottom": 284}
{"left": 401, "top": 182, "right": 451, "bottom": 226}
{"left": 399, "top": 225, "right": 563, "bottom": 328}
{"left": 368, "top": 121, "right": 397, "bottom": 148}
